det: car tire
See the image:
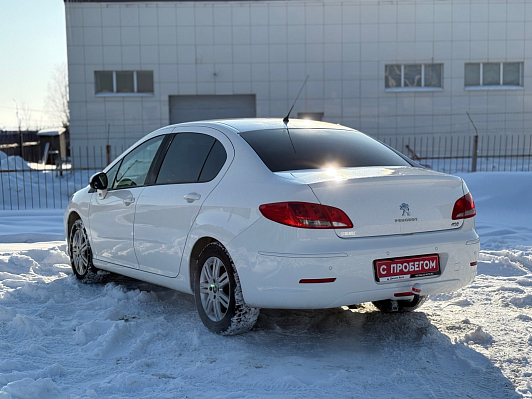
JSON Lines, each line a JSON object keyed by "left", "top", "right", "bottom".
{"left": 372, "top": 295, "right": 427, "bottom": 313}
{"left": 194, "top": 242, "right": 259, "bottom": 335}
{"left": 69, "top": 219, "right": 102, "bottom": 283}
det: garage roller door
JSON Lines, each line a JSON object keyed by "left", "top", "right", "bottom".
{"left": 169, "top": 95, "right": 256, "bottom": 124}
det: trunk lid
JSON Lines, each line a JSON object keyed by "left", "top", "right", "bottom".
{"left": 285, "top": 166, "right": 465, "bottom": 239}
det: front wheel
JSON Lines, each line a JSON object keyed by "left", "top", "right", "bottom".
{"left": 194, "top": 242, "right": 259, "bottom": 335}
{"left": 372, "top": 295, "right": 427, "bottom": 313}
{"left": 69, "top": 219, "right": 102, "bottom": 283}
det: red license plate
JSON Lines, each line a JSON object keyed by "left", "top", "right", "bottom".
{"left": 374, "top": 254, "right": 440, "bottom": 282}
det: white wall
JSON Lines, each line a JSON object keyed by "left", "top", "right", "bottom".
{"left": 65, "top": 0, "right": 532, "bottom": 166}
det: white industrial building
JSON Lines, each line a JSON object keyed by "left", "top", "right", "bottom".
{"left": 64, "top": 0, "right": 532, "bottom": 166}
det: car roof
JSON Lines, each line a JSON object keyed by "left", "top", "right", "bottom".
{"left": 169, "top": 118, "right": 351, "bottom": 134}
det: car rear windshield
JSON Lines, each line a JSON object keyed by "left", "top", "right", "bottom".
{"left": 239, "top": 128, "right": 412, "bottom": 172}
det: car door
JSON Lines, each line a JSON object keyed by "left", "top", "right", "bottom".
{"left": 134, "top": 127, "right": 233, "bottom": 277}
{"left": 89, "top": 135, "right": 165, "bottom": 269}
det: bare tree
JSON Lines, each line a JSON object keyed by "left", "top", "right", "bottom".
{"left": 12, "top": 99, "right": 23, "bottom": 132}
{"left": 46, "top": 63, "right": 69, "bottom": 128}
{"left": 21, "top": 102, "right": 32, "bottom": 131}
{"left": 12, "top": 99, "right": 30, "bottom": 159}
{"left": 12, "top": 100, "right": 35, "bottom": 131}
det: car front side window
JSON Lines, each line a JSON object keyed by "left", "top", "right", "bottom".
{"left": 113, "top": 136, "right": 164, "bottom": 189}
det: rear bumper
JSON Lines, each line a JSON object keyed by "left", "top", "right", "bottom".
{"left": 227, "top": 217, "right": 479, "bottom": 309}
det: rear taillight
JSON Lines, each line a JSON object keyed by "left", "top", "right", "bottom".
{"left": 259, "top": 202, "right": 353, "bottom": 229}
{"left": 452, "top": 192, "right": 476, "bottom": 220}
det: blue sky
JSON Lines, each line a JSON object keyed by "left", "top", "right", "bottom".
{"left": 0, "top": 0, "right": 67, "bottom": 130}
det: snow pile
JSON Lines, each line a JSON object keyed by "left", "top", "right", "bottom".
{"left": 0, "top": 152, "right": 30, "bottom": 171}
{"left": 0, "top": 171, "right": 530, "bottom": 398}
{"left": 463, "top": 326, "right": 493, "bottom": 345}
{"left": 458, "top": 172, "right": 532, "bottom": 251}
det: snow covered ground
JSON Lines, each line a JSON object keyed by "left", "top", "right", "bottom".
{"left": 0, "top": 172, "right": 531, "bottom": 399}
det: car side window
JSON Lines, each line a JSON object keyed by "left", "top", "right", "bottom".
{"left": 156, "top": 133, "right": 226, "bottom": 185}
{"left": 199, "top": 140, "right": 227, "bottom": 182}
{"left": 113, "top": 136, "right": 164, "bottom": 189}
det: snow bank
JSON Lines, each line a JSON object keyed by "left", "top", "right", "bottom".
{"left": 0, "top": 210, "right": 65, "bottom": 242}
{"left": 0, "top": 152, "right": 30, "bottom": 171}
{"left": 458, "top": 172, "right": 532, "bottom": 250}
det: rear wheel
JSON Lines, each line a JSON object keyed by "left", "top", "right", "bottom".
{"left": 372, "top": 295, "right": 427, "bottom": 313}
{"left": 69, "top": 219, "right": 102, "bottom": 283}
{"left": 194, "top": 242, "right": 259, "bottom": 335}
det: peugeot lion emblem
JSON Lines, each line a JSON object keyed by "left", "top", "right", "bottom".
{"left": 400, "top": 203, "right": 410, "bottom": 216}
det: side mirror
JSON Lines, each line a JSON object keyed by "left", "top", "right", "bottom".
{"left": 90, "top": 172, "right": 108, "bottom": 190}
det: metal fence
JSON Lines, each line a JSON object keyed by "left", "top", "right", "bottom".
{"left": 1, "top": 133, "right": 531, "bottom": 210}
{"left": 0, "top": 145, "right": 118, "bottom": 211}
{"left": 376, "top": 133, "right": 532, "bottom": 174}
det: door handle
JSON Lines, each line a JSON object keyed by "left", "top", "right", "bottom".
{"left": 123, "top": 197, "right": 135, "bottom": 205}
{"left": 184, "top": 193, "right": 201, "bottom": 203}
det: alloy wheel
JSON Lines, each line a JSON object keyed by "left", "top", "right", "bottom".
{"left": 199, "top": 256, "right": 231, "bottom": 322}
{"left": 71, "top": 224, "right": 90, "bottom": 276}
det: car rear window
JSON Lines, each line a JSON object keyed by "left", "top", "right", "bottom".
{"left": 239, "top": 128, "right": 411, "bottom": 172}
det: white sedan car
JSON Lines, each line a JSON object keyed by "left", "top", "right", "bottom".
{"left": 65, "top": 119, "right": 479, "bottom": 335}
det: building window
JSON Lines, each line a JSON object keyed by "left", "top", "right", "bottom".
{"left": 136, "top": 71, "right": 154, "bottom": 93}
{"left": 116, "top": 71, "right": 134, "bottom": 93}
{"left": 94, "top": 71, "right": 154, "bottom": 95}
{"left": 385, "top": 64, "right": 443, "bottom": 90}
{"left": 464, "top": 62, "right": 523, "bottom": 88}
{"left": 95, "top": 71, "right": 113, "bottom": 93}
